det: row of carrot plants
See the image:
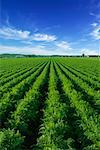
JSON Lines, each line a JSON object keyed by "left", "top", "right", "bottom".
{"left": 0, "top": 62, "right": 50, "bottom": 149}
{"left": 0, "top": 58, "right": 99, "bottom": 149}
{"left": 37, "top": 62, "right": 76, "bottom": 149}
{"left": 0, "top": 59, "right": 33, "bottom": 79}
{"left": 0, "top": 58, "right": 47, "bottom": 80}
{"left": 57, "top": 63, "right": 100, "bottom": 113}
{"left": 0, "top": 62, "right": 45, "bottom": 98}
{"left": 60, "top": 62, "right": 100, "bottom": 90}
{"left": 0, "top": 66, "right": 33, "bottom": 86}
{"left": 57, "top": 58, "right": 100, "bottom": 82}
{"left": 0, "top": 63, "right": 47, "bottom": 126}
{"left": 54, "top": 62, "right": 100, "bottom": 149}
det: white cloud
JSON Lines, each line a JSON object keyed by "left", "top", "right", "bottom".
{"left": 0, "top": 27, "right": 30, "bottom": 40}
{"left": 32, "top": 33, "right": 56, "bottom": 41}
{"left": 0, "top": 44, "right": 73, "bottom": 55}
{"left": 90, "top": 22, "right": 100, "bottom": 40}
{"left": 0, "top": 27, "right": 57, "bottom": 42}
{"left": 56, "top": 41, "right": 72, "bottom": 50}
{"left": 91, "top": 22, "right": 98, "bottom": 27}
{"left": 89, "top": 12, "right": 95, "bottom": 16}
{"left": 81, "top": 48, "right": 98, "bottom": 55}
{"left": 0, "top": 44, "right": 99, "bottom": 56}
{"left": 0, "top": 45, "right": 47, "bottom": 55}
{"left": 89, "top": 12, "right": 100, "bottom": 19}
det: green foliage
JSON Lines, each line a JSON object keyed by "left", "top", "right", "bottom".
{"left": 9, "top": 63, "right": 50, "bottom": 134}
{"left": 37, "top": 62, "right": 75, "bottom": 149}
{"left": 0, "top": 57, "right": 99, "bottom": 149}
{"left": 0, "top": 63, "right": 46, "bottom": 124}
{"left": 0, "top": 129, "right": 24, "bottom": 150}
{"left": 54, "top": 61, "right": 100, "bottom": 147}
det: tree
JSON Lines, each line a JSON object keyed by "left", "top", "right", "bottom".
{"left": 82, "top": 53, "right": 85, "bottom": 57}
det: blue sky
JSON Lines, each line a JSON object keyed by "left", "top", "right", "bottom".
{"left": 0, "top": 0, "right": 100, "bottom": 55}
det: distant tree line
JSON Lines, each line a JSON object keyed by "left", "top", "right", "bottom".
{"left": 0, "top": 53, "right": 99, "bottom": 58}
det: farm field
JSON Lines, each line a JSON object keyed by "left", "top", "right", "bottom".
{"left": 0, "top": 57, "right": 100, "bottom": 150}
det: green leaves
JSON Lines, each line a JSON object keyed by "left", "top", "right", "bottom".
{"left": 37, "top": 62, "right": 75, "bottom": 149}
{"left": 0, "top": 129, "right": 24, "bottom": 150}
{"left": 0, "top": 58, "right": 99, "bottom": 149}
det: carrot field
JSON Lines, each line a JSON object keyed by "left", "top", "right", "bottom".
{"left": 0, "top": 57, "right": 100, "bottom": 150}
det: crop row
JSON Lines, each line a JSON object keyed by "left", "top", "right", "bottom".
{"left": 0, "top": 62, "right": 50, "bottom": 149}
{"left": 54, "top": 62, "right": 100, "bottom": 149}
{"left": 0, "top": 62, "right": 45, "bottom": 98}
{"left": 0, "top": 63, "right": 47, "bottom": 126}
{"left": 59, "top": 62, "right": 100, "bottom": 90}
{"left": 37, "top": 62, "right": 76, "bottom": 149}
{"left": 57, "top": 58, "right": 100, "bottom": 82}
{"left": 0, "top": 58, "right": 48, "bottom": 80}
{"left": 0, "top": 58, "right": 99, "bottom": 149}
{"left": 57, "top": 62, "right": 100, "bottom": 113}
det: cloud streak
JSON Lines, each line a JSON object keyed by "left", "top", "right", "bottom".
{"left": 0, "top": 27, "right": 57, "bottom": 42}
{"left": 0, "top": 27, "right": 30, "bottom": 40}
{"left": 81, "top": 48, "right": 98, "bottom": 55}
{"left": 32, "top": 33, "right": 56, "bottom": 41}
{"left": 56, "top": 41, "right": 72, "bottom": 50}
{"left": 0, "top": 44, "right": 98, "bottom": 56}
{"left": 90, "top": 22, "right": 100, "bottom": 40}
{"left": 0, "top": 44, "right": 74, "bottom": 55}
